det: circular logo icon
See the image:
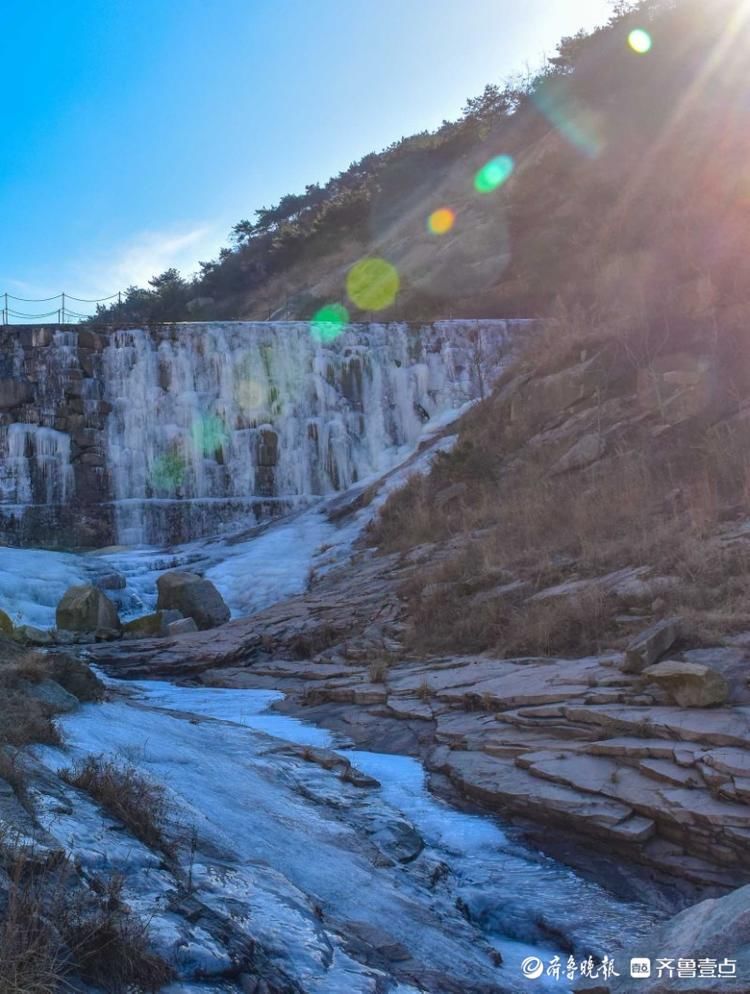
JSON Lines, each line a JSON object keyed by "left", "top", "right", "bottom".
{"left": 521, "top": 956, "right": 545, "bottom": 980}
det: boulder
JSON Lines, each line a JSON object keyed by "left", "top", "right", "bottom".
{"left": 94, "top": 628, "right": 121, "bottom": 642}
{"left": 434, "top": 482, "right": 468, "bottom": 509}
{"left": 56, "top": 584, "right": 120, "bottom": 633}
{"left": 25, "top": 679, "right": 79, "bottom": 713}
{"left": 122, "top": 610, "right": 181, "bottom": 639}
{"left": 511, "top": 352, "right": 613, "bottom": 427}
{"left": 45, "top": 652, "right": 103, "bottom": 702}
{"left": 168, "top": 617, "right": 199, "bottom": 636}
{"left": 623, "top": 617, "right": 681, "bottom": 674}
{"left": 643, "top": 660, "right": 729, "bottom": 708}
{"left": 15, "top": 625, "right": 53, "bottom": 646}
{"left": 156, "top": 572, "right": 230, "bottom": 630}
{"left": 0, "top": 609, "right": 13, "bottom": 635}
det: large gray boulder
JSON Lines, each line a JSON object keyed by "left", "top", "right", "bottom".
{"left": 155, "top": 571, "right": 230, "bottom": 630}
{"left": 56, "top": 584, "right": 120, "bottom": 633}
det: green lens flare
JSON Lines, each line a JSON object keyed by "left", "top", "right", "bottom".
{"left": 311, "top": 303, "right": 349, "bottom": 343}
{"left": 151, "top": 451, "right": 186, "bottom": 491}
{"left": 192, "top": 413, "right": 227, "bottom": 456}
{"left": 474, "top": 155, "right": 515, "bottom": 194}
{"left": 346, "top": 258, "right": 400, "bottom": 311}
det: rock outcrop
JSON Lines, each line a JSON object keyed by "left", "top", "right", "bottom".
{"left": 155, "top": 571, "right": 230, "bottom": 630}
{"left": 623, "top": 618, "right": 681, "bottom": 675}
{"left": 643, "top": 660, "right": 729, "bottom": 708}
{"left": 576, "top": 883, "right": 750, "bottom": 992}
{"left": 56, "top": 584, "right": 120, "bottom": 633}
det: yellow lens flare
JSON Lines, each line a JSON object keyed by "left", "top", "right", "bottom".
{"left": 346, "top": 258, "right": 400, "bottom": 311}
{"left": 427, "top": 207, "right": 455, "bottom": 235}
{"left": 235, "top": 377, "right": 267, "bottom": 413}
{"left": 628, "top": 28, "right": 652, "bottom": 54}
{"left": 311, "top": 303, "right": 349, "bottom": 343}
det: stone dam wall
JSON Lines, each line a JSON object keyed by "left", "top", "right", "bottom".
{"left": 0, "top": 320, "right": 524, "bottom": 548}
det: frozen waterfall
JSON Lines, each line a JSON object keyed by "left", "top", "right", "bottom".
{"left": 0, "top": 320, "right": 523, "bottom": 547}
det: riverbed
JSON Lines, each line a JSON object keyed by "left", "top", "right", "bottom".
{"left": 33, "top": 676, "right": 659, "bottom": 993}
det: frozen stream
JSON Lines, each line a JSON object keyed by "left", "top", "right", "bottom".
{"left": 34, "top": 677, "right": 658, "bottom": 994}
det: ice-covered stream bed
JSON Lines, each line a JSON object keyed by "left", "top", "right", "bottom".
{"left": 33, "top": 677, "right": 658, "bottom": 994}
{"left": 0, "top": 418, "right": 460, "bottom": 630}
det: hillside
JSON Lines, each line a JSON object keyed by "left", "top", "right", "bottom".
{"left": 92, "top": 0, "right": 750, "bottom": 333}
{"left": 10, "top": 2, "right": 750, "bottom": 990}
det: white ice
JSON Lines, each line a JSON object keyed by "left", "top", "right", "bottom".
{"left": 0, "top": 546, "right": 89, "bottom": 628}
{"left": 40, "top": 677, "right": 656, "bottom": 994}
{"left": 0, "top": 397, "right": 460, "bottom": 627}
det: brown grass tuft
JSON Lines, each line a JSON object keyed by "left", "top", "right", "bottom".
{"left": 62, "top": 757, "right": 173, "bottom": 856}
{"left": 0, "top": 840, "right": 173, "bottom": 994}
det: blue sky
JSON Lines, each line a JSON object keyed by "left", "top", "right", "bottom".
{"left": 0, "top": 0, "right": 611, "bottom": 309}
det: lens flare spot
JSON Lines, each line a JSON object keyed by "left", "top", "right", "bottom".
{"left": 151, "top": 450, "right": 186, "bottom": 492}
{"left": 192, "top": 413, "right": 227, "bottom": 457}
{"left": 311, "top": 303, "right": 349, "bottom": 343}
{"left": 236, "top": 377, "right": 267, "bottom": 413}
{"left": 532, "top": 82, "right": 604, "bottom": 158}
{"left": 628, "top": 28, "right": 652, "bottom": 54}
{"left": 427, "top": 207, "right": 455, "bottom": 235}
{"left": 474, "top": 155, "right": 514, "bottom": 194}
{"left": 346, "top": 258, "right": 400, "bottom": 311}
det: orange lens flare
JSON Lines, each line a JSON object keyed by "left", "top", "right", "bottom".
{"left": 427, "top": 207, "right": 455, "bottom": 235}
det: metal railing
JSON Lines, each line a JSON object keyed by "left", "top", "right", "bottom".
{"left": 0, "top": 291, "right": 123, "bottom": 324}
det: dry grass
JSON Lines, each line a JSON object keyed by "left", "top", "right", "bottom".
{"left": 0, "top": 852, "right": 66, "bottom": 994}
{"left": 0, "top": 693, "right": 62, "bottom": 750}
{"left": 62, "top": 757, "right": 173, "bottom": 856}
{"left": 0, "top": 649, "right": 103, "bottom": 754}
{"left": 371, "top": 313, "right": 750, "bottom": 658}
{"left": 0, "top": 650, "right": 168, "bottom": 993}
{"left": 60, "top": 874, "right": 174, "bottom": 993}
{"left": 368, "top": 658, "right": 390, "bottom": 683}
{"left": 0, "top": 839, "right": 173, "bottom": 994}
